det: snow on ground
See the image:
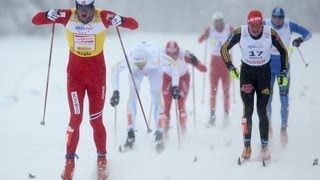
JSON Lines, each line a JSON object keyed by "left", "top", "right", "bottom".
{"left": 0, "top": 32, "right": 319, "bottom": 180}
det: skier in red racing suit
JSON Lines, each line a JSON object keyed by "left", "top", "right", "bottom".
{"left": 32, "top": 0, "right": 138, "bottom": 179}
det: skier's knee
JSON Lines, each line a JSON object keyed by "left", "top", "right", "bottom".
{"left": 280, "top": 90, "right": 288, "bottom": 96}
{"left": 90, "top": 119, "right": 104, "bottom": 129}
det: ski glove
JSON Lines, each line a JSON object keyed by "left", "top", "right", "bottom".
{"left": 171, "top": 86, "right": 181, "bottom": 99}
{"left": 277, "top": 70, "right": 288, "bottom": 87}
{"left": 110, "top": 15, "right": 124, "bottom": 26}
{"left": 190, "top": 54, "right": 199, "bottom": 65}
{"left": 228, "top": 66, "right": 240, "bottom": 80}
{"left": 292, "top": 37, "right": 303, "bottom": 47}
{"left": 110, "top": 90, "right": 120, "bottom": 107}
{"left": 46, "top": 9, "right": 60, "bottom": 21}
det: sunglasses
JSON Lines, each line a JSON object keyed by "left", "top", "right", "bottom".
{"left": 76, "top": 4, "right": 94, "bottom": 11}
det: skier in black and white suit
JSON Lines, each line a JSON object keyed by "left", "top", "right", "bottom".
{"left": 220, "top": 10, "right": 288, "bottom": 160}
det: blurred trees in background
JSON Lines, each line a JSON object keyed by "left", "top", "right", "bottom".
{"left": 1, "top": 0, "right": 318, "bottom": 36}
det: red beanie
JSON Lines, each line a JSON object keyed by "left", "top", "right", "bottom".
{"left": 247, "top": 10, "right": 263, "bottom": 24}
{"left": 166, "top": 41, "right": 179, "bottom": 54}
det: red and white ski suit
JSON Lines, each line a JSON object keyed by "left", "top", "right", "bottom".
{"left": 199, "top": 24, "right": 233, "bottom": 113}
{"left": 32, "top": 8, "right": 138, "bottom": 157}
{"left": 162, "top": 50, "right": 207, "bottom": 130}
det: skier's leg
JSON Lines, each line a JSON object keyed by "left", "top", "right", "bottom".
{"left": 279, "top": 69, "right": 290, "bottom": 128}
{"left": 162, "top": 73, "right": 173, "bottom": 131}
{"left": 126, "top": 72, "right": 144, "bottom": 131}
{"left": 87, "top": 58, "right": 108, "bottom": 178}
{"left": 257, "top": 91, "right": 271, "bottom": 146}
{"left": 256, "top": 63, "right": 271, "bottom": 147}
{"left": 178, "top": 72, "right": 190, "bottom": 130}
{"left": 240, "top": 65, "right": 255, "bottom": 147}
{"left": 87, "top": 58, "right": 107, "bottom": 156}
{"left": 148, "top": 67, "right": 165, "bottom": 132}
{"left": 219, "top": 57, "right": 231, "bottom": 114}
{"left": 209, "top": 56, "right": 219, "bottom": 123}
{"left": 240, "top": 87, "right": 255, "bottom": 147}
{"left": 66, "top": 76, "right": 86, "bottom": 157}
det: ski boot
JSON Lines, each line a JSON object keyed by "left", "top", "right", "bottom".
{"left": 261, "top": 144, "right": 271, "bottom": 160}
{"left": 124, "top": 129, "right": 135, "bottom": 149}
{"left": 155, "top": 130, "right": 165, "bottom": 153}
{"left": 241, "top": 146, "right": 252, "bottom": 159}
{"left": 208, "top": 111, "right": 216, "bottom": 126}
{"left": 61, "top": 158, "right": 75, "bottom": 180}
{"left": 97, "top": 156, "right": 109, "bottom": 180}
{"left": 280, "top": 127, "right": 288, "bottom": 147}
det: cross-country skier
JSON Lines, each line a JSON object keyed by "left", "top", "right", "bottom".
{"left": 32, "top": 0, "right": 138, "bottom": 179}
{"left": 198, "top": 12, "right": 234, "bottom": 126}
{"left": 264, "top": 7, "right": 312, "bottom": 145}
{"left": 110, "top": 41, "right": 180, "bottom": 151}
{"left": 162, "top": 41, "right": 207, "bottom": 134}
{"left": 221, "top": 10, "right": 288, "bottom": 160}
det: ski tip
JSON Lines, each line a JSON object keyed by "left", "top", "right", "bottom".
{"left": 237, "top": 157, "right": 242, "bottom": 165}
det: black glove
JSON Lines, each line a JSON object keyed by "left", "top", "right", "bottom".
{"left": 110, "top": 90, "right": 120, "bottom": 107}
{"left": 292, "top": 37, "right": 303, "bottom": 47}
{"left": 171, "top": 86, "right": 181, "bottom": 99}
{"left": 190, "top": 54, "right": 198, "bottom": 65}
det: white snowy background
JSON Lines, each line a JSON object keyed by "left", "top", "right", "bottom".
{"left": 0, "top": 30, "right": 319, "bottom": 180}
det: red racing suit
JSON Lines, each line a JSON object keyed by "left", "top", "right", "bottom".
{"left": 162, "top": 50, "right": 207, "bottom": 131}
{"left": 32, "top": 8, "right": 138, "bottom": 157}
{"left": 199, "top": 24, "right": 233, "bottom": 113}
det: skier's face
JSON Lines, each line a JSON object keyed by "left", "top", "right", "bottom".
{"left": 134, "top": 61, "right": 147, "bottom": 71}
{"left": 271, "top": 17, "right": 284, "bottom": 28}
{"left": 248, "top": 22, "right": 263, "bottom": 37}
{"left": 76, "top": 4, "right": 94, "bottom": 24}
{"left": 166, "top": 51, "right": 179, "bottom": 60}
{"left": 214, "top": 19, "right": 224, "bottom": 32}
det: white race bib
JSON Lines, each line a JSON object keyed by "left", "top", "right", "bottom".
{"left": 74, "top": 34, "right": 96, "bottom": 52}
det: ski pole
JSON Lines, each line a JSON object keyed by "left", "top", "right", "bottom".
{"left": 148, "top": 101, "right": 153, "bottom": 127}
{"left": 232, "top": 79, "right": 236, "bottom": 104}
{"left": 114, "top": 106, "right": 117, "bottom": 146}
{"left": 296, "top": 47, "right": 309, "bottom": 67}
{"left": 192, "top": 66, "right": 196, "bottom": 128}
{"left": 116, "top": 27, "right": 152, "bottom": 133}
{"left": 41, "top": 22, "right": 56, "bottom": 126}
{"left": 201, "top": 40, "right": 208, "bottom": 104}
{"left": 174, "top": 99, "right": 181, "bottom": 149}
{"left": 288, "top": 47, "right": 294, "bottom": 61}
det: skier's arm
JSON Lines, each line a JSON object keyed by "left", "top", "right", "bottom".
{"left": 198, "top": 27, "right": 210, "bottom": 43}
{"left": 220, "top": 27, "right": 241, "bottom": 69}
{"left": 289, "top": 21, "right": 312, "bottom": 41}
{"left": 100, "top": 10, "right": 138, "bottom": 30}
{"left": 160, "top": 54, "right": 180, "bottom": 86}
{"left": 184, "top": 51, "right": 207, "bottom": 72}
{"left": 271, "top": 29, "right": 288, "bottom": 72}
{"left": 32, "top": 9, "right": 71, "bottom": 26}
{"left": 111, "top": 60, "right": 127, "bottom": 91}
